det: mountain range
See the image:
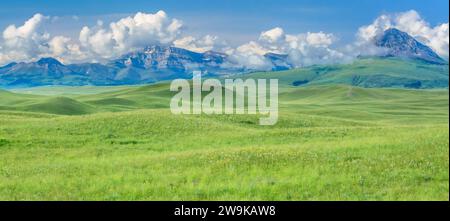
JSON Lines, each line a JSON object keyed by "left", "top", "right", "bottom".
{"left": 0, "top": 28, "right": 448, "bottom": 88}
{"left": 0, "top": 46, "right": 240, "bottom": 87}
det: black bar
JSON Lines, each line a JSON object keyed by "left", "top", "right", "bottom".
{"left": 0, "top": 201, "right": 448, "bottom": 219}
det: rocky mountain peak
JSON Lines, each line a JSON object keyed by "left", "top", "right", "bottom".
{"left": 375, "top": 28, "right": 446, "bottom": 64}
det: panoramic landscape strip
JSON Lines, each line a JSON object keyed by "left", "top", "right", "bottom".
{"left": 0, "top": 0, "right": 448, "bottom": 202}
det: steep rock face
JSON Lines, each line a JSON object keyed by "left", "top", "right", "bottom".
{"left": 111, "top": 45, "right": 226, "bottom": 72}
{"left": 375, "top": 28, "right": 446, "bottom": 64}
{"left": 107, "top": 45, "right": 233, "bottom": 82}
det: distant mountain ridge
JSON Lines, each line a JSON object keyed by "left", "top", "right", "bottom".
{"left": 0, "top": 46, "right": 242, "bottom": 87}
{"left": 0, "top": 28, "right": 448, "bottom": 88}
{"left": 110, "top": 45, "right": 227, "bottom": 70}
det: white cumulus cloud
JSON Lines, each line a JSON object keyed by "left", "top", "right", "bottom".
{"left": 0, "top": 11, "right": 185, "bottom": 65}
{"left": 259, "top": 27, "right": 285, "bottom": 44}
{"left": 78, "top": 10, "right": 183, "bottom": 60}
{"left": 226, "top": 27, "right": 350, "bottom": 69}
{"left": 0, "top": 13, "right": 51, "bottom": 64}
{"left": 173, "top": 35, "right": 222, "bottom": 53}
{"left": 225, "top": 41, "right": 274, "bottom": 70}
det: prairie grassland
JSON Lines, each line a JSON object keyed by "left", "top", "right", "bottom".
{"left": 0, "top": 84, "right": 448, "bottom": 200}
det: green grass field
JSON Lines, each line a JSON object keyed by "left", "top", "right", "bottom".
{"left": 0, "top": 78, "right": 448, "bottom": 200}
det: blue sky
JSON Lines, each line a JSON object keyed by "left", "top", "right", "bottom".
{"left": 0, "top": 0, "right": 448, "bottom": 45}
{"left": 0, "top": 0, "right": 448, "bottom": 66}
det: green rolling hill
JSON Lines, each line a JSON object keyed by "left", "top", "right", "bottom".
{"left": 245, "top": 57, "right": 448, "bottom": 89}
{"left": 0, "top": 57, "right": 448, "bottom": 200}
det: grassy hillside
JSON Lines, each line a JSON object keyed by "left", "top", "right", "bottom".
{"left": 246, "top": 57, "right": 449, "bottom": 88}
{"left": 0, "top": 82, "right": 448, "bottom": 200}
